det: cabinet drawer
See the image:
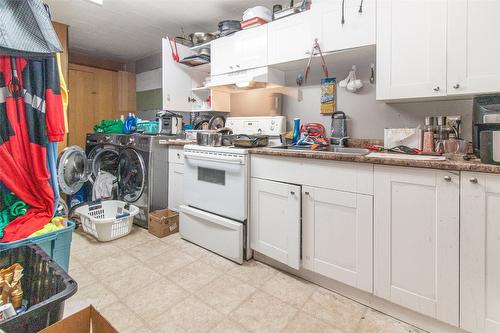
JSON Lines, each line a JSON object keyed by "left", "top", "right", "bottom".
{"left": 250, "top": 155, "right": 373, "bottom": 195}
{"left": 168, "top": 146, "right": 185, "bottom": 164}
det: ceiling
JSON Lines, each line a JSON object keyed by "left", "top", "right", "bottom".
{"left": 45, "top": 0, "right": 288, "bottom": 62}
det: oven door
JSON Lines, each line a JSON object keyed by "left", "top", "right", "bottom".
{"left": 184, "top": 151, "right": 247, "bottom": 221}
{"left": 180, "top": 205, "right": 244, "bottom": 264}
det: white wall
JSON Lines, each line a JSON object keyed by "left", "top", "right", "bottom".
{"left": 231, "top": 46, "right": 473, "bottom": 141}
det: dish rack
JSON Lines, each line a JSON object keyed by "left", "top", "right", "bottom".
{"left": 73, "top": 200, "right": 139, "bottom": 242}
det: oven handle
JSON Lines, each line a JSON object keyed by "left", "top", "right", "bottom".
{"left": 184, "top": 152, "right": 244, "bottom": 165}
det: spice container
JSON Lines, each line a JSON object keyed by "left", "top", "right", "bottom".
{"left": 423, "top": 116, "right": 436, "bottom": 153}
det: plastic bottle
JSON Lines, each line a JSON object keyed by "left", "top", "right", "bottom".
{"left": 292, "top": 118, "right": 300, "bottom": 144}
{"left": 123, "top": 113, "right": 137, "bottom": 134}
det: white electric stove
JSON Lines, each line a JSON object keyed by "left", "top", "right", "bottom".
{"left": 179, "top": 116, "right": 286, "bottom": 264}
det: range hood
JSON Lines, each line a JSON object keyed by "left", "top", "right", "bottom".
{"left": 206, "top": 66, "right": 285, "bottom": 92}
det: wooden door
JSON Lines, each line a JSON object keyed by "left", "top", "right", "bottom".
{"left": 68, "top": 65, "right": 115, "bottom": 148}
{"left": 374, "top": 165, "right": 459, "bottom": 326}
{"left": 312, "top": 0, "right": 375, "bottom": 53}
{"left": 461, "top": 172, "right": 500, "bottom": 333}
{"left": 447, "top": 0, "right": 500, "bottom": 95}
{"left": 68, "top": 68, "right": 95, "bottom": 148}
{"left": 168, "top": 163, "right": 184, "bottom": 212}
{"left": 250, "top": 178, "right": 301, "bottom": 269}
{"left": 302, "top": 186, "right": 373, "bottom": 292}
{"left": 376, "top": 0, "right": 447, "bottom": 100}
{"left": 268, "top": 11, "right": 312, "bottom": 65}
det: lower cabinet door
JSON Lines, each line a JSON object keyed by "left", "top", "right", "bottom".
{"left": 461, "top": 172, "right": 500, "bottom": 333}
{"left": 168, "top": 163, "right": 184, "bottom": 212}
{"left": 302, "top": 186, "right": 373, "bottom": 293}
{"left": 374, "top": 165, "right": 459, "bottom": 326}
{"left": 250, "top": 178, "right": 301, "bottom": 269}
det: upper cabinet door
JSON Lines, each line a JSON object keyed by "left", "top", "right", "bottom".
{"left": 268, "top": 11, "right": 312, "bottom": 65}
{"left": 162, "top": 39, "right": 194, "bottom": 111}
{"left": 374, "top": 165, "right": 459, "bottom": 326}
{"left": 234, "top": 25, "right": 268, "bottom": 71}
{"left": 250, "top": 178, "right": 301, "bottom": 270}
{"left": 302, "top": 186, "right": 373, "bottom": 293}
{"left": 312, "top": 0, "right": 375, "bottom": 52}
{"left": 211, "top": 35, "right": 237, "bottom": 76}
{"left": 461, "top": 172, "right": 500, "bottom": 333}
{"left": 376, "top": 0, "right": 448, "bottom": 100}
{"left": 447, "top": 1, "right": 500, "bottom": 95}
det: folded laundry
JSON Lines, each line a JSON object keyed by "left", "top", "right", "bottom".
{"left": 93, "top": 119, "right": 124, "bottom": 134}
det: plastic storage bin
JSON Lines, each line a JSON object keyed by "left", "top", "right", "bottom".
{"left": 0, "top": 221, "right": 75, "bottom": 272}
{"left": 73, "top": 200, "right": 139, "bottom": 242}
{"left": 0, "top": 244, "right": 78, "bottom": 333}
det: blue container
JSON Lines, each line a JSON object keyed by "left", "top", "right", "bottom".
{"left": 0, "top": 221, "right": 75, "bottom": 272}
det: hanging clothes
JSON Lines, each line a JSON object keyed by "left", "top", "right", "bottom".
{"left": 0, "top": 55, "right": 65, "bottom": 242}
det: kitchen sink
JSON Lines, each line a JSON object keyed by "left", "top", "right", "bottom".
{"left": 268, "top": 145, "right": 370, "bottom": 156}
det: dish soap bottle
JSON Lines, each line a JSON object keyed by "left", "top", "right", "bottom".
{"left": 292, "top": 118, "right": 300, "bottom": 144}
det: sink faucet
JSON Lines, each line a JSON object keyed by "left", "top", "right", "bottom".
{"left": 330, "top": 136, "right": 350, "bottom": 147}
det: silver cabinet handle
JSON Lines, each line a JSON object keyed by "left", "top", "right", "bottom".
{"left": 453, "top": 84, "right": 460, "bottom": 89}
{"left": 229, "top": 65, "right": 234, "bottom": 70}
{"left": 433, "top": 86, "right": 440, "bottom": 92}
{"left": 236, "top": 64, "right": 240, "bottom": 68}
{"left": 469, "top": 177, "right": 478, "bottom": 184}
{"left": 304, "top": 191, "right": 310, "bottom": 196}
{"left": 290, "top": 191, "right": 295, "bottom": 196}
{"left": 444, "top": 175, "right": 452, "bottom": 182}
{"left": 177, "top": 153, "right": 180, "bottom": 158}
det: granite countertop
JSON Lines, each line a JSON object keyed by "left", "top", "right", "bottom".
{"left": 249, "top": 147, "right": 500, "bottom": 174}
{"left": 158, "top": 139, "right": 196, "bottom": 146}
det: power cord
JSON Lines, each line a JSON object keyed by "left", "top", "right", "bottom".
{"left": 341, "top": 0, "right": 346, "bottom": 24}
{"left": 359, "top": 0, "right": 364, "bottom": 13}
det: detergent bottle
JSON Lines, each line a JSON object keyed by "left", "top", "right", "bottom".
{"left": 291, "top": 118, "right": 300, "bottom": 144}
{"left": 123, "top": 113, "right": 137, "bottom": 134}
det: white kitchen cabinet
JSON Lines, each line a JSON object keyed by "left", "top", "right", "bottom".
{"left": 210, "top": 35, "right": 236, "bottom": 76}
{"left": 302, "top": 186, "right": 373, "bottom": 293}
{"left": 250, "top": 178, "right": 301, "bottom": 270}
{"left": 312, "top": 0, "right": 375, "bottom": 53}
{"left": 374, "top": 165, "right": 459, "bottom": 326}
{"left": 268, "top": 11, "right": 312, "bottom": 65}
{"left": 461, "top": 172, "right": 500, "bottom": 333}
{"left": 168, "top": 147, "right": 185, "bottom": 212}
{"left": 376, "top": 0, "right": 448, "bottom": 100}
{"left": 211, "top": 25, "right": 268, "bottom": 76}
{"left": 162, "top": 39, "right": 195, "bottom": 111}
{"left": 447, "top": 1, "right": 500, "bottom": 96}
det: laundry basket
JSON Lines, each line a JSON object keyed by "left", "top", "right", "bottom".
{"left": 73, "top": 200, "right": 138, "bottom": 242}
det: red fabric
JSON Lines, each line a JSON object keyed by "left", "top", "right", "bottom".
{"left": 0, "top": 56, "right": 60, "bottom": 242}
{"left": 46, "top": 89, "right": 65, "bottom": 142}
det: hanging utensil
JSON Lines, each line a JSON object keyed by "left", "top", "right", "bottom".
{"left": 297, "top": 38, "right": 329, "bottom": 86}
{"left": 167, "top": 36, "right": 179, "bottom": 63}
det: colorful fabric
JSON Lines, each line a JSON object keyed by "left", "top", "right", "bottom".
{"left": 0, "top": 55, "right": 64, "bottom": 242}
{"left": 94, "top": 119, "right": 124, "bottom": 134}
{"left": 0, "top": 193, "right": 29, "bottom": 238}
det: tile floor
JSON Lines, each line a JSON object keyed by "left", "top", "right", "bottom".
{"left": 65, "top": 227, "right": 426, "bottom": 333}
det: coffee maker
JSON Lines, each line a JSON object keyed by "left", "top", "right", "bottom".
{"left": 473, "top": 95, "right": 500, "bottom": 159}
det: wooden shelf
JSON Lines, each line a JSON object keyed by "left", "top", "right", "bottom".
{"left": 192, "top": 86, "right": 211, "bottom": 92}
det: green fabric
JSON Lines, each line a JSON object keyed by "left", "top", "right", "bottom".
{"left": 0, "top": 193, "right": 29, "bottom": 238}
{"left": 93, "top": 119, "right": 124, "bottom": 134}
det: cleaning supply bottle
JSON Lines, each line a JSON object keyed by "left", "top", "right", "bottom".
{"left": 292, "top": 118, "right": 300, "bottom": 144}
{"left": 123, "top": 113, "right": 137, "bottom": 134}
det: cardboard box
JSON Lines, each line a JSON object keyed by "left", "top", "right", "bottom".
{"left": 148, "top": 208, "right": 179, "bottom": 238}
{"left": 40, "top": 305, "right": 118, "bottom": 333}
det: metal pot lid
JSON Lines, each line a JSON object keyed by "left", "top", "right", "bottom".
{"left": 57, "top": 146, "right": 90, "bottom": 195}
{"left": 117, "top": 148, "right": 145, "bottom": 203}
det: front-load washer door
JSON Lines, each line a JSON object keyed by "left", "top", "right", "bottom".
{"left": 88, "top": 145, "right": 120, "bottom": 183}
{"left": 117, "top": 148, "right": 146, "bottom": 203}
{"left": 57, "top": 146, "right": 90, "bottom": 195}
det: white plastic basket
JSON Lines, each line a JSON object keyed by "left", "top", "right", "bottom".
{"left": 73, "top": 200, "right": 139, "bottom": 242}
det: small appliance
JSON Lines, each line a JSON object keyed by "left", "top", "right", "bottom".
{"left": 156, "top": 111, "right": 183, "bottom": 135}
{"left": 473, "top": 95, "right": 500, "bottom": 157}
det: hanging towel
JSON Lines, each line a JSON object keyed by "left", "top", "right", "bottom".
{"left": 0, "top": 0, "right": 63, "bottom": 57}
{"left": 92, "top": 171, "right": 116, "bottom": 200}
{"left": 0, "top": 55, "right": 65, "bottom": 242}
